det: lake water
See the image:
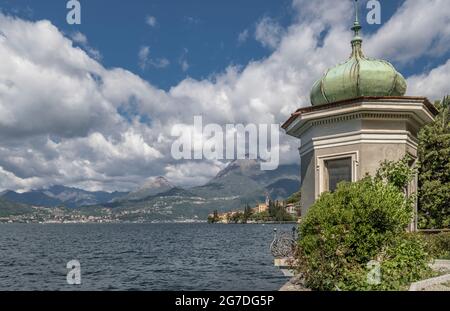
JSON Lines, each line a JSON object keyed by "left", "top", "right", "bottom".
{"left": 0, "top": 223, "right": 293, "bottom": 291}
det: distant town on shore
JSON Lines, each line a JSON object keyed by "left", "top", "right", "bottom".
{"left": 208, "top": 192, "right": 301, "bottom": 224}
{"left": 0, "top": 159, "right": 301, "bottom": 224}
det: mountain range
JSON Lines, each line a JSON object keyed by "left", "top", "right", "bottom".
{"left": 0, "top": 159, "right": 300, "bottom": 221}
{"left": 117, "top": 176, "right": 174, "bottom": 202}
{"left": 0, "top": 197, "right": 35, "bottom": 218}
{"left": 1, "top": 185, "right": 127, "bottom": 208}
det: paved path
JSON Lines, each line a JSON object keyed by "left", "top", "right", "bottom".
{"left": 279, "top": 276, "right": 310, "bottom": 291}
{"left": 279, "top": 260, "right": 450, "bottom": 291}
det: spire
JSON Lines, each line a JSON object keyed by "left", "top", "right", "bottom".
{"left": 351, "top": 0, "right": 364, "bottom": 58}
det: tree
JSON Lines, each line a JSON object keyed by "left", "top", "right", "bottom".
{"left": 207, "top": 210, "right": 220, "bottom": 223}
{"left": 418, "top": 96, "right": 450, "bottom": 229}
{"left": 286, "top": 191, "right": 301, "bottom": 204}
{"left": 267, "top": 200, "right": 294, "bottom": 221}
{"left": 286, "top": 191, "right": 302, "bottom": 217}
{"left": 268, "top": 200, "right": 276, "bottom": 218}
{"left": 242, "top": 204, "right": 253, "bottom": 223}
{"left": 229, "top": 211, "right": 243, "bottom": 223}
{"left": 375, "top": 156, "right": 416, "bottom": 193}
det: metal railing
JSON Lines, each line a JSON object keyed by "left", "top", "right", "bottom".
{"left": 270, "top": 227, "right": 297, "bottom": 258}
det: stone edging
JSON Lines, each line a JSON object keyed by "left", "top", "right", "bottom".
{"left": 429, "top": 259, "right": 450, "bottom": 272}
{"left": 409, "top": 273, "right": 450, "bottom": 291}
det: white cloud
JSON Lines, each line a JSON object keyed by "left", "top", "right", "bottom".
{"left": 70, "top": 31, "right": 101, "bottom": 60}
{"left": 0, "top": 0, "right": 449, "bottom": 192}
{"left": 138, "top": 46, "right": 170, "bottom": 70}
{"left": 146, "top": 15, "right": 157, "bottom": 27}
{"left": 407, "top": 60, "right": 450, "bottom": 100}
{"left": 0, "top": 166, "right": 43, "bottom": 193}
{"left": 154, "top": 58, "right": 170, "bottom": 68}
{"left": 365, "top": 0, "right": 450, "bottom": 63}
{"left": 255, "top": 17, "right": 285, "bottom": 49}
{"left": 165, "top": 161, "right": 225, "bottom": 187}
{"left": 238, "top": 29, "right": 249, "bottom": 44}
{"left": 181, "top": 60, "right": 189, "bottom": 72}
{"left": 138, "top": 46, "right": 150, "bottom": 69}
{"left": 71, "top": 31, "right": 87, "bottom": 45}
{"left": 184, "top": 16, "right": 200, "bottom": 25}
{"left": 178, "top": 48, "right": 189, "bottom": 72}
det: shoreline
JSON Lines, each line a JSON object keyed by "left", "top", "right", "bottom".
{"left": 210, "top": 221, "right": 299, "bottom": 225}
{"left": 0, "top": 220, "right": 298, "bottom": 225}
{"left": 0, "top": 220, "right": 208, "bottom": 225}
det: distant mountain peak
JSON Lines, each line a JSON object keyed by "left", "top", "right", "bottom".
{"left": 123, "top": 176, "right": 175, "bottom": 201}
{"left": 139, "top": 176, "right": 173, "bottom": 190}
{"left": 214, "top": 158, "right": 261, "bottom": 180}
{"left": 1, "top": 185, "right": 127, "bottom": 208}
{"left": 40, "top": 185, "right": 80, "bottom": 197}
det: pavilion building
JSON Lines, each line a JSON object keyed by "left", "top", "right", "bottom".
{"left": 282, "top": 0, "right": 438, "bottom": 231}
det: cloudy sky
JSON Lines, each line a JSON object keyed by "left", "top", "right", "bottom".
{"left": 0, "top": 0, "right": 449, "bottom": 192}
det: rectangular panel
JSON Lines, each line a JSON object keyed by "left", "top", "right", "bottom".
{"left": 325, "top": 157, "right": 352, "bottom": 192}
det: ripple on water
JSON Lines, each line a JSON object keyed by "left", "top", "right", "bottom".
{"left": 0, "top": 223, "right": 291, "bottom": 290}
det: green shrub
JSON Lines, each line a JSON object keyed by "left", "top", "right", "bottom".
{"left": 375, "top": 156, "right": 416, "bottom": 192}
{"left": 294, "top": 177, "right": 431, "bottom": 291}
{"left": 286, "top": 191, "right": 301, "bottom": 204}
{"left": 421, "top": 232, "right": 450, "bottom": 259}
{"left": 418, "top": 96, "right": 450, "bottom": 229}
{"left": 379, "top": 234, "right": 432, "bottom": 290}
{"left": 268, "top": 200, "right": 295, "bottom": 221}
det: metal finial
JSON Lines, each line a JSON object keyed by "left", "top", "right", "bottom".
{"left": 351, "top": 0, "right": 362, "bottom": 37}
{"left": 350, "top": 0, "right": 364, "bottom": 58}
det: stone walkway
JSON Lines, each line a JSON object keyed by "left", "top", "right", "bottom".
{"left": 279, "top": 260, "right": 450, "bottom": 291}
{"left": 409, "top": 262, "right": 450, "bottom": 291}
{"left": 279, "top": 275, "right": 310, "bottom": 291}
{"left": 421, "top": 281, "right": 450, "bottom": 291}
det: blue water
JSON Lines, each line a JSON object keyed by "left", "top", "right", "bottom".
{"left": 0, "top": 223, "right": 292, "bottom": 291}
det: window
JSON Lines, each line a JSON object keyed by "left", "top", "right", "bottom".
{"left": 324, "top": 157, "right": 352, "bottom": 192}
{"left": 316, "top": 152, "right": 358, "bottom": 198}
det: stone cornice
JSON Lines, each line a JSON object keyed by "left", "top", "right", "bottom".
{"left": 282, "top": 96, "right": 438, "bottom": 131}
{"left": 284, "top": 97, "right": 436, "bottom": 138}
{"left": 298, "top": 130, "right": 419, "bottom": 157}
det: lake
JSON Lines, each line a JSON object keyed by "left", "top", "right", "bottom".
{"left": 0, "top": 223, "right": 293, "bottom": 291}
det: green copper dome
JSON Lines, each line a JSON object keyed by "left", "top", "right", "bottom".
{"left": 310, "top": 1, "right": 407, "bottom": 106}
